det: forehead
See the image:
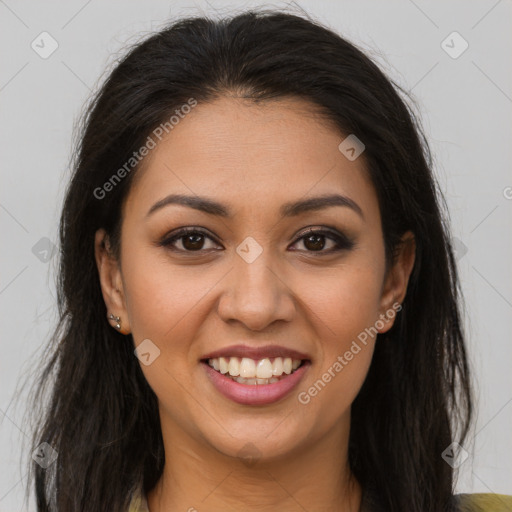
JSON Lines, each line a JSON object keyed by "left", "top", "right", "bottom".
{"left": 124, "top": 96, "right": 379, "bottom": 221}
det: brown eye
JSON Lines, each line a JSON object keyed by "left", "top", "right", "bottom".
{"left": 181, "top": 232, "right": 206, "bottom": 251}
{"left": 160, "top": 228, "right": 221, "bottom": 252}
{"left": 291, "top": 228, "right": 355, "bottom": 254}
{"left": 302, "top": 233, "right": 328, "bottom": 251}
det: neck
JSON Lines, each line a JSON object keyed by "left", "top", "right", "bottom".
{"left": 147, "top": 417, "right": 362, "bottom": 512}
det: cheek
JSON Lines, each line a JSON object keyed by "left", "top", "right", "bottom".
{"left": 292, "top": 262, "right": 382, "bottom": 414}
{"left": 296, "top": 343, "right": 374, "bottom": 433}
{"left": 121, "top": 246, "right": 212, "bottom": 343}
{"left": 296, "top": 260, "right": 384, "bottom": 344}
{"left": 120, "top": 246, "right": 215, "bottom": 428}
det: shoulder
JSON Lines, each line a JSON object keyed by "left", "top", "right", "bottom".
{"left": 127, "top": 487, "right": 512, "bottom": 512}
{"left": 453, "top": 492, "right": 512, "bottom": 512}
{"left": 362, "top": 485, "right": 512, "bottom": 512}
{"left": 127, "top": 485, "right": 149, "bottom": 512}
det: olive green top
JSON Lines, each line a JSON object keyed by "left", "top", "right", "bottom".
{"left": 128, "top": 484, "right": 512, "bottom": 511}
{"left": 454, "top": 493, "right": 512, "bottom": 511}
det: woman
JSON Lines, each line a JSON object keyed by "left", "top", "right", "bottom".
{"left": 25, "top": 9, "right": 512, "bottom": 512}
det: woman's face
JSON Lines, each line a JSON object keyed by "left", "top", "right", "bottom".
{"left": 96, "top": 96, "right": 414, "bottom": 464}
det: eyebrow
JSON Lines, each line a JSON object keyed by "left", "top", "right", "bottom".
{"left": 146, "top": 193, "right": 364, "bottom": 220}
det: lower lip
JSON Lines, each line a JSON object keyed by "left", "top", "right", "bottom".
{"left": 201, "top": 361, "right": 310, "bottom": 406}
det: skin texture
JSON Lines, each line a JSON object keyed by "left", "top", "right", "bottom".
{"left": 95, "top": 96, "right": 415, "bottom": 512}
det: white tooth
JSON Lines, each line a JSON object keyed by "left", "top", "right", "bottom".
{"left": 246, "top": 378, "right": 257, "bottom": 385}
{"left": 269, "top": 377, "right": 279, "bottom": 383}
{"left": 219, "top": 357, "right": 229, "bottom": 374}
{"left": 212, "top": 358, "right": 220, "bottom": 371}
{"left": 256, "top": 358, "right": 273, "bottom": 379}
{"left": 273, "top": 357, "right": 284, "bottom": 375}
{"left": 283, "top": 357, "right": 292, "bottom": 374}
{"left": 235, "top": 376, "right": 245, "bottom": 383}
{"left": 240, "top": 357, "right": 256, "bottom": 378}
{"left": 292, "top": 359, "right": 301, "bottom": 370}
{"left": 228, "top": 357, "right": 240, "bottom": 376}
{"left": 256, "top": 378, "right": 269, "bottom": 384}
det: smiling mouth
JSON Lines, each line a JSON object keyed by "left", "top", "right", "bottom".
{"left": 201, "top": 356, "right": 307, "bottom": 385}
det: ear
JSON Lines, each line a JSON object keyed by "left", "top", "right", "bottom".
{"left": 94, "top": 228, "right": 131, "bottom": 335}
{"left": 376, "top": 231, "right": 416, "bottom": 334}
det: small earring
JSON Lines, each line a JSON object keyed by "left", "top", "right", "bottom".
{"left": 108, "top": 313, "right": 121, "bottom": 330}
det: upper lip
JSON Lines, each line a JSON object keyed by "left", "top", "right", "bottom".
{"left": 201, "top": 344, "right": 311, "bottom": 361}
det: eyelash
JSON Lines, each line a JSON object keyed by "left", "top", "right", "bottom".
{"left": 159, "top": 226, "right": 355, "bottom": 255}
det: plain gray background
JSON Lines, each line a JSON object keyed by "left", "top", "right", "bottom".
{"left": 1, "top": 0, "right": 511, "bottom": 509}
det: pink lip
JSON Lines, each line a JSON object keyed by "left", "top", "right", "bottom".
{"left": 201, "top": 344, "right": 311, "bottom": 362}
{"left": 202, "top": 361, "right": 311, "bottom": 406}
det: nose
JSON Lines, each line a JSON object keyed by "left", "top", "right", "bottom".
{"left": 217, "top": 250, "right": 296, "bottom": 331}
